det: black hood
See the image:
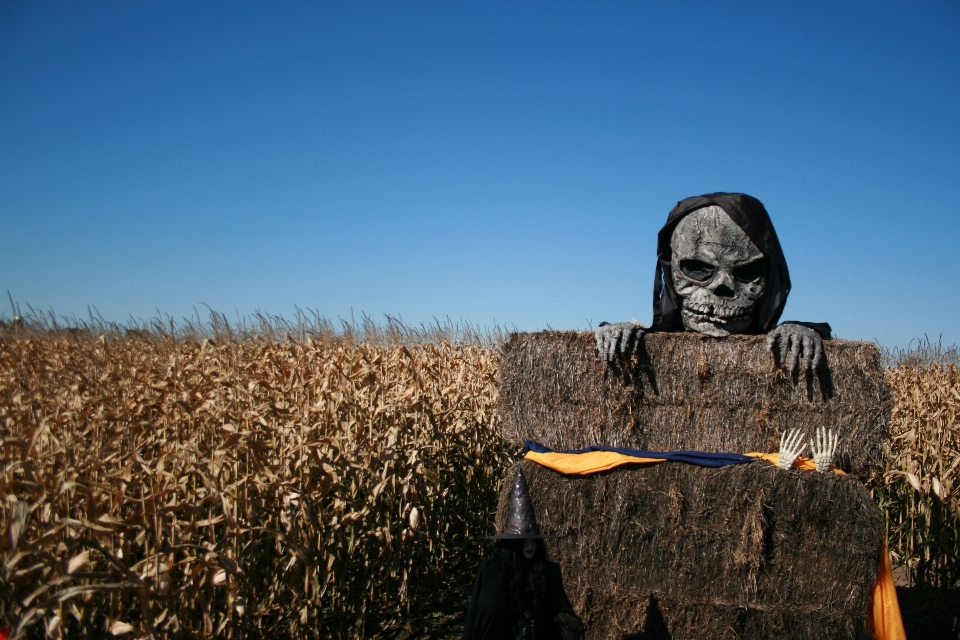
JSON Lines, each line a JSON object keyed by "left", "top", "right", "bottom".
{"left": 651, "top": 192, "right": 791, "bottom": 334}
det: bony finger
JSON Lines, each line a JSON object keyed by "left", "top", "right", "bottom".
{"left": 789, "top": 428, "right": 803, "bottom": 452}
{"left": 630, "top": 329, "right": 643, "bottom": 356}
{"left": 802, "top": 337, "right": 814, "bottom": 372}
{"left": 622, "top": 328, "right": 635, "bottom": 355}
{"left": 812, "top": 339, "right": 823, "bottom": 371}
{"left": 765, "top": 332, "right": 776, "bottom": 353}
{"left": 788, "top": 335, "right": 801, "bottom": 375}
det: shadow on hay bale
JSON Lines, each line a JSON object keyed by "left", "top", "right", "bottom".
{"left": 499, "top": 459, "right": 885, "bottom": 640}
{"left": 499, "top": 331, "right": 889, "bottom": 476}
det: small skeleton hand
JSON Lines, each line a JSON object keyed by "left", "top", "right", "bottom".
{"left": 778, "top": 428, "right": 807, "bottom": 470}
{"left": 595, "top": 322, "right": 646, "bottom": 361}
{"left": 810, "top": 427, "right": 838, "bottom": 472}
{"left": 765, "top": 323, "right": 823, "bottom": 377}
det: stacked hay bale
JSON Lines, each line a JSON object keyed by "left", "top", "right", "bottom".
{"left": 497, "top": 331, "right": 890, "bottom": 640}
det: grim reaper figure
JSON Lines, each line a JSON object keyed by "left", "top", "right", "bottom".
{"left": 596, "top": 193, "right": 831, "bottom": 375}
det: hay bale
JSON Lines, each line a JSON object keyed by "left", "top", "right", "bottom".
{"left": 499, "top": 331, "right": 889, "bottom": 475}
{"left": 499, "top": 459, "right": 885, "bottom": 640}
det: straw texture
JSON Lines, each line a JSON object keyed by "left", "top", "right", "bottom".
{"left": 499, "top": 331, "right": 889, "bottom": 476}
{"left": 499, "top": 459, "right": 885, "bottom": 640}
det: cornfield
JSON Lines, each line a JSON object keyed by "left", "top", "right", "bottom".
{"left": 0, "top": 327, "right": 957, "bottom": 638}
{"left": 873, "top": 364, "right": 960, "bottom": 591}
{"left": 0, "top": 333, "right": 510, "bottom": 638}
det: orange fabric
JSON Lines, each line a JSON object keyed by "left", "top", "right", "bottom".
{"left": 524, "top": 450, "right": 850, "bottom": 477}
{"left": 871, "top": 541, "right": 906, "bottom": 640}
{"left": 523, "top": 450, "right": 667, "bottom": 475}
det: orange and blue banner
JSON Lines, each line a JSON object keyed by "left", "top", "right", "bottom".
{"left": 523, "top": 440, "right": 757, "bottom": 469}
{"left": 522, "top": 440, "right": 843, "bottom": 475}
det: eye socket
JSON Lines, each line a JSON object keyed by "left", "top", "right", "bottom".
{"left": 678, "top": 259, "right": 716, "bottom": 282}
{"left": 733, "top": 259, "right": 768, "bottom": 283}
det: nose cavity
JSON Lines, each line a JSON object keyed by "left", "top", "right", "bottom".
{"left": 711, "top": 271, "right": 736, "bottom": 297}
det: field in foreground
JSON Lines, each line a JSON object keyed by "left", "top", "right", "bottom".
{"left": 0, "top": 329, "right": 957, "bottom": 638}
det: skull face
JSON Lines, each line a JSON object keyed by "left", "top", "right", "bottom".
{"left": 670, "top": 206, "right": 768, "bottom": 337}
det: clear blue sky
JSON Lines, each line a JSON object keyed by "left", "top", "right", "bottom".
{"left": 2, "top": 1, "right": 958, "bottom": 348}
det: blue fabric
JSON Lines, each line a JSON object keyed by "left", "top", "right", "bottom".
{"left": 522, "top": 440, "right": 758, "bottom": 468}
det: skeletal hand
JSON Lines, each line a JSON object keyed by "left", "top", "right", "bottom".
{"left": 765, "top": 323, "right": 823, "bottom": 376}
{"left": 778, "top": 428, "right": 807, "bottom": 470}
{"left": 810, "top": 427, "right": 837, "bottom": 472}
{"left": 595, "top": 322, "right": 646, "bottom": 361}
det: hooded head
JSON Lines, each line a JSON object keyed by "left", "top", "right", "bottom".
{"left": 652, "top": 193, "right": 790, "bottom": 335}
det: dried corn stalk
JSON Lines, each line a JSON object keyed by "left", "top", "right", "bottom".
{"left": 873, "top": 364, "right": 960, "bottom": 590}
{"left": 0, "top": 336, "right": 511, "bottom": 638}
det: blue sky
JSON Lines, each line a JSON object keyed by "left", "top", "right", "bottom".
{"left": 2, "top": 1, "right": 958, "bottom": 348}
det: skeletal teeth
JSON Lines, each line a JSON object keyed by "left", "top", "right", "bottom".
{"left": 683, "top": 302, "right": 751, "bottom": 319}
{"left": 713, "top": 305, "right": 751, "bottom": 319}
